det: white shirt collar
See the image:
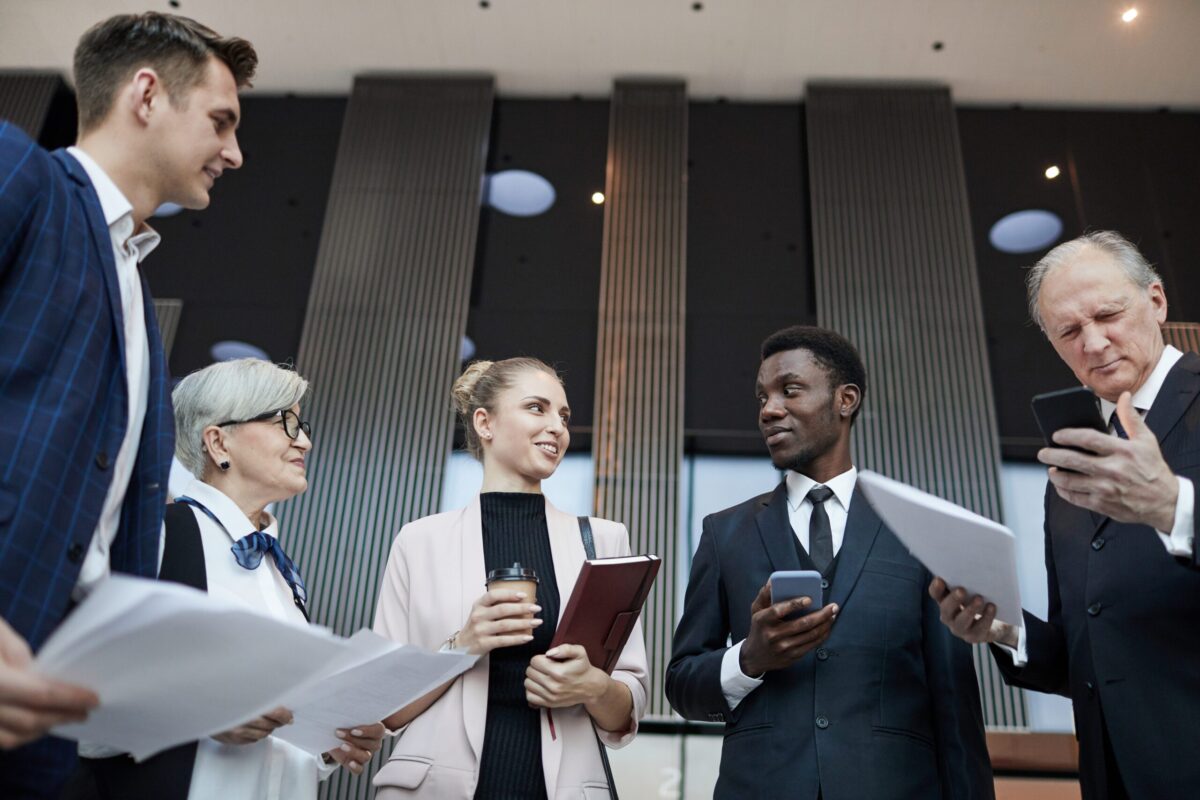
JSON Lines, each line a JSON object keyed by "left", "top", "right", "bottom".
{"left": 786, "top": 465, "right": 857, "bottom": 512}
{"left": 1098, "top": 344, "right": 1184, "bottom": 424}
{"left": 176, "top": 476, "right": 279, "bottom": 543}
{"left": 67, "top": 146, "right": 161, "bottom": 262}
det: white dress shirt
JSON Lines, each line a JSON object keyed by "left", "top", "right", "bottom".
{"left": 720, "top": 467, "right": 857, "bottom": 710}
{"left": 177, "top": 477, "right": 335, "bottom": 800}
{"left": 1002, "top": 344, "right": 1195, "bottom": 666}
{"left": 67, "top": 147, "right": 158, "bottom": 601}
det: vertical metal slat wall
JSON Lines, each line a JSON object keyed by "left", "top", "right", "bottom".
{"left": 805, "top": 84, "right": 1028, "bottom": 729}
{"left": 592, "top": 80, "right": 687, "bottom": 718}
{"left": 0, "top": 71, "right": 61, "bottom": 138}
{"left": 276, "top": 75, "right": 494, "bottom": 800}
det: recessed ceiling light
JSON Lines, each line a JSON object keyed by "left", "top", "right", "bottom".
{"left": 1044, "top": 165, "right": 1061, "bottom": 179}
{"left": 989, "top": 209, "right": 1064, "bottom": 254}
{"left": 591, "top": 192, "right": 605, "bottom": 205}
{"left": 1122, "top": 8, "right": 1138, "bottom": 23}
{"left": 210, "top": 341, "right": 270, "bottom": 362}
{"left": 483, "top": 170, "right": 556, "bottom": 216}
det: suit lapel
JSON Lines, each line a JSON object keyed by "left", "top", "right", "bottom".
{"left": 755, "top": 482, "right": 802, "bottom": 572}
{"left": 827, "top": 486, "right": 883, "bottom": 611}
{"left": 1143, "top": 352, "right": 1200, "bottom": 447}
{"left": 52, "top": 149, "right": 127, "bottom": 364}
{"left": 541, "top": 499, "right": 583, "bottom": 795}
{"left": 458, "top": 498, "right": 487, "bottom": 763}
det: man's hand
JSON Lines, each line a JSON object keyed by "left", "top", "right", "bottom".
{"left": 738, "top": 582, "right": 838, "bottom": 677}
{"left": 1039, "top": 392, "right": 1179, "bottom": 532}
{"left": 928, "top": 577, "right": 1017, "bottom": 647}
{"left": 211, "top": 706, "right": 293, "bottom": 745}
{"left": 0, "top": 615, "right": 98, "bottom": 749}
{"left": 325, "top": 722, "right": 386, "bottom": 775}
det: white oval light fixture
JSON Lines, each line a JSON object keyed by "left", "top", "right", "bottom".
{"left": 989, "top": 209, "right": 1064, "bottom": 254}
{"left": 153, "top": 202, "right": 184, "bottom": 217}
{"left": 1122, "top": 8, "right": 1138, "bottom": 23}
{"left": 1044, "top": 165, "right": 1061, "bottom": 179}
{"left": 210, "top": 340, "right": 270, "bottom": 362}
{"left": 483, "top": 170, "right": 555, "bottom": 217}
{"left": 591, "top": 192, "right": 605, "bottom": 205}
{"left": 460, "top": 335, "right": 476, "bottom": 362}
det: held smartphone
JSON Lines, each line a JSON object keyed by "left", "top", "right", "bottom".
{"left": 1030, "top": 386, "right": 1108, "bottom": 451}
{"left": 769, "top": 570, "right": 823, "bottom": 620}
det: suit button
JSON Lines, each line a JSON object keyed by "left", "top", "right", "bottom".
{"left": 68, "top": 542, "right": 85, "bottom": 563}
{"left": 95, "top": 451, "right": 110, "bottom": 470}
{"left": 820, "top": 579, "right": 830, "bottom": 591}
{"left": 1087, "top": 603, "right": 1103, "bottom": 617}
{"left": 816, "top": 648, "right": 829, "bottom": 661}
{"left": 1085, "top": 681, "right": 1095, "bottom": 697}
{"left": 1092, "top": 538, "right": 1105, "bottom": 551}
{"left": 815, "top": 716, "right": 829, "bottom": 729}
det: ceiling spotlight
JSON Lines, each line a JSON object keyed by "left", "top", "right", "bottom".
{"left": 1122, "top": 8, "right": 1138, "bottom": 23}
{"left": 591, "top": 192, "right": 605, "bottom": 205}
{"left": 1044, "top": 165, "right": 1061, "bottom": 179}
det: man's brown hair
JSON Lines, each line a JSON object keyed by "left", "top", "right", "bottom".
{"left": 74, "top": 12, "right": 257, "bottom": 132}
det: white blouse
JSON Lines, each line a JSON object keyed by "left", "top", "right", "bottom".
{"left": 176, "top": 477, "right": 336, "bottom": 800}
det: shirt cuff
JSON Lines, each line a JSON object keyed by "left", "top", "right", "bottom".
{"left": 1156, "top": 476, "right": 1195, "bottom": 558}
{"left": 720, "top": 640, "right": 764, "bottom": 710}
{"left": 993, "top": 623, "right": 1028, "bottom": 668}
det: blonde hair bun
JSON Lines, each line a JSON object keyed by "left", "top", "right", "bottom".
{"left": 452, "top": 360, "right": 494, "bottom": 415}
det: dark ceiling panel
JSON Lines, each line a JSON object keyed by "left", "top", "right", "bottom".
{"left": 960, "top": 108, "right": 1200, "bottom": 459}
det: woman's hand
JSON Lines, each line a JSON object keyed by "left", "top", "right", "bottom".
{"left": 211, "top": 706, "right": 292, "bottom": 745}
{"left": 454, "top": 589, "right": 542, "bottom": 656}
{"left": 325, "top": 722, "right": 387, "bottom": 775}
{"left": 524, "top": 645, "right": 608, "bottom": 709}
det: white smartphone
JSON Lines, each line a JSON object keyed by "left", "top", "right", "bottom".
{"left": 769, "top": 569, "right": 823, "bottom": 620}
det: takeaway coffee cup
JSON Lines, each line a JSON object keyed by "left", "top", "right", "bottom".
{"left": 487, "top": 562, "right": 539, "bottom": 617}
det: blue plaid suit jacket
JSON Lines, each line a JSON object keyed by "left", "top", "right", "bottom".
{"left": 0, "top": 120, "right": 173, "bottom": 653}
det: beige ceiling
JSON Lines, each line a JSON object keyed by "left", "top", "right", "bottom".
{"left": 2, "top": 0, "right": 1198, "bottom": 107}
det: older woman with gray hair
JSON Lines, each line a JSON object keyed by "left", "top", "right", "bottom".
{"left": 70, "top": 359, "right": 385, "bottom": 800}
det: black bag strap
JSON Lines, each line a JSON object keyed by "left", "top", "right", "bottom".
{"left": 577, "top": 516, "right": 619, "bottom": 800}
{"left": 160, "top": 502, "right": 207, "bottom": 591}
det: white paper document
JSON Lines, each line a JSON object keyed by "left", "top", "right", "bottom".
{"left": 35, "top": 575, "right": 353, "bottom": 760}
{"left": 857, "top": 470, "right": 1023, "bottom": 625}
{"left": 273, "top": 631, "right": 476, "bottom": 756}
{"left": 34, "top": 576, "right": 475, "bottom": 761}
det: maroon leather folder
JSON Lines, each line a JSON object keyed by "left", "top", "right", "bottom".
{"left": 550, "top": 555, "right": 661, "bottom": 674}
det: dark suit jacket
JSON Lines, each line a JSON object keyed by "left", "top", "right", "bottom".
{"left": 994, "top": 351, "right": 1200, "bottom": 800}
{"left": 0, "top": 121, "right": 173, "bottom": 795}
{"left": 666, "top": 480, "right": 994, "bottom": 800}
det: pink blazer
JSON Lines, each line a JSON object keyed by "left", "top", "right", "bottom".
{"left": 371, "top": 496, "right": 649, "bottom": 799}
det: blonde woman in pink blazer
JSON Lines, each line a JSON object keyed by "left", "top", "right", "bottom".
{"left": 372, "top": 357, "right": 649, "bottom": 799}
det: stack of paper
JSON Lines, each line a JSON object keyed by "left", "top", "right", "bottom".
{"left": 857, "top": 470, "right": 1023, "bottom": 625}
{"left": 275, "top": 630, "right": 477, "bottom": 756}
{"left": 35, "top": 575, "right": 475, "bottom": 759}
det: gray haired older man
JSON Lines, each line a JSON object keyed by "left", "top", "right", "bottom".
{"left": 930, "top": 231, "right": 1200, "bottom": 800}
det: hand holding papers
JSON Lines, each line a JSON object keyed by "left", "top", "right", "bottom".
{"left": 856, "top": 471, "right": 1023, "bottom": 625}
{"left": 273, "top": 630, "right": 476, "bottom": 756}
{"left": 34, "top": 575, "right": 475, "bottom": 760}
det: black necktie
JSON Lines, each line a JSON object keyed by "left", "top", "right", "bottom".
{"left": 807, "top": 485, "right": 835, "bottom": 573}
{"left": 1109, "top": 408, "right": 1143, "bottom": 440}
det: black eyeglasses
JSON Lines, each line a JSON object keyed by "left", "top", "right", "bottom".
{"left": 216, "top": 409, "right": 312, "bottom": 441}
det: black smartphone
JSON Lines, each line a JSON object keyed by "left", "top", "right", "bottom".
{"left": 1030, "top": 386, "right": 1107, "bottom": 451}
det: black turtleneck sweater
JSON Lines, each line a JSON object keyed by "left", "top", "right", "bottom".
{"left": 474, "top": 492, "right": 560, "bottom": 799}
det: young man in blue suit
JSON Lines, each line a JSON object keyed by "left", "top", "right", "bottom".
{"left": 0, "top": 12, "right": 256, "bottom": 796}
{"left": 933, "top": 232, "right": 1200, "bottom": 800}
{"left": 666, "top": 326, "right": 993, "bottom": 799}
